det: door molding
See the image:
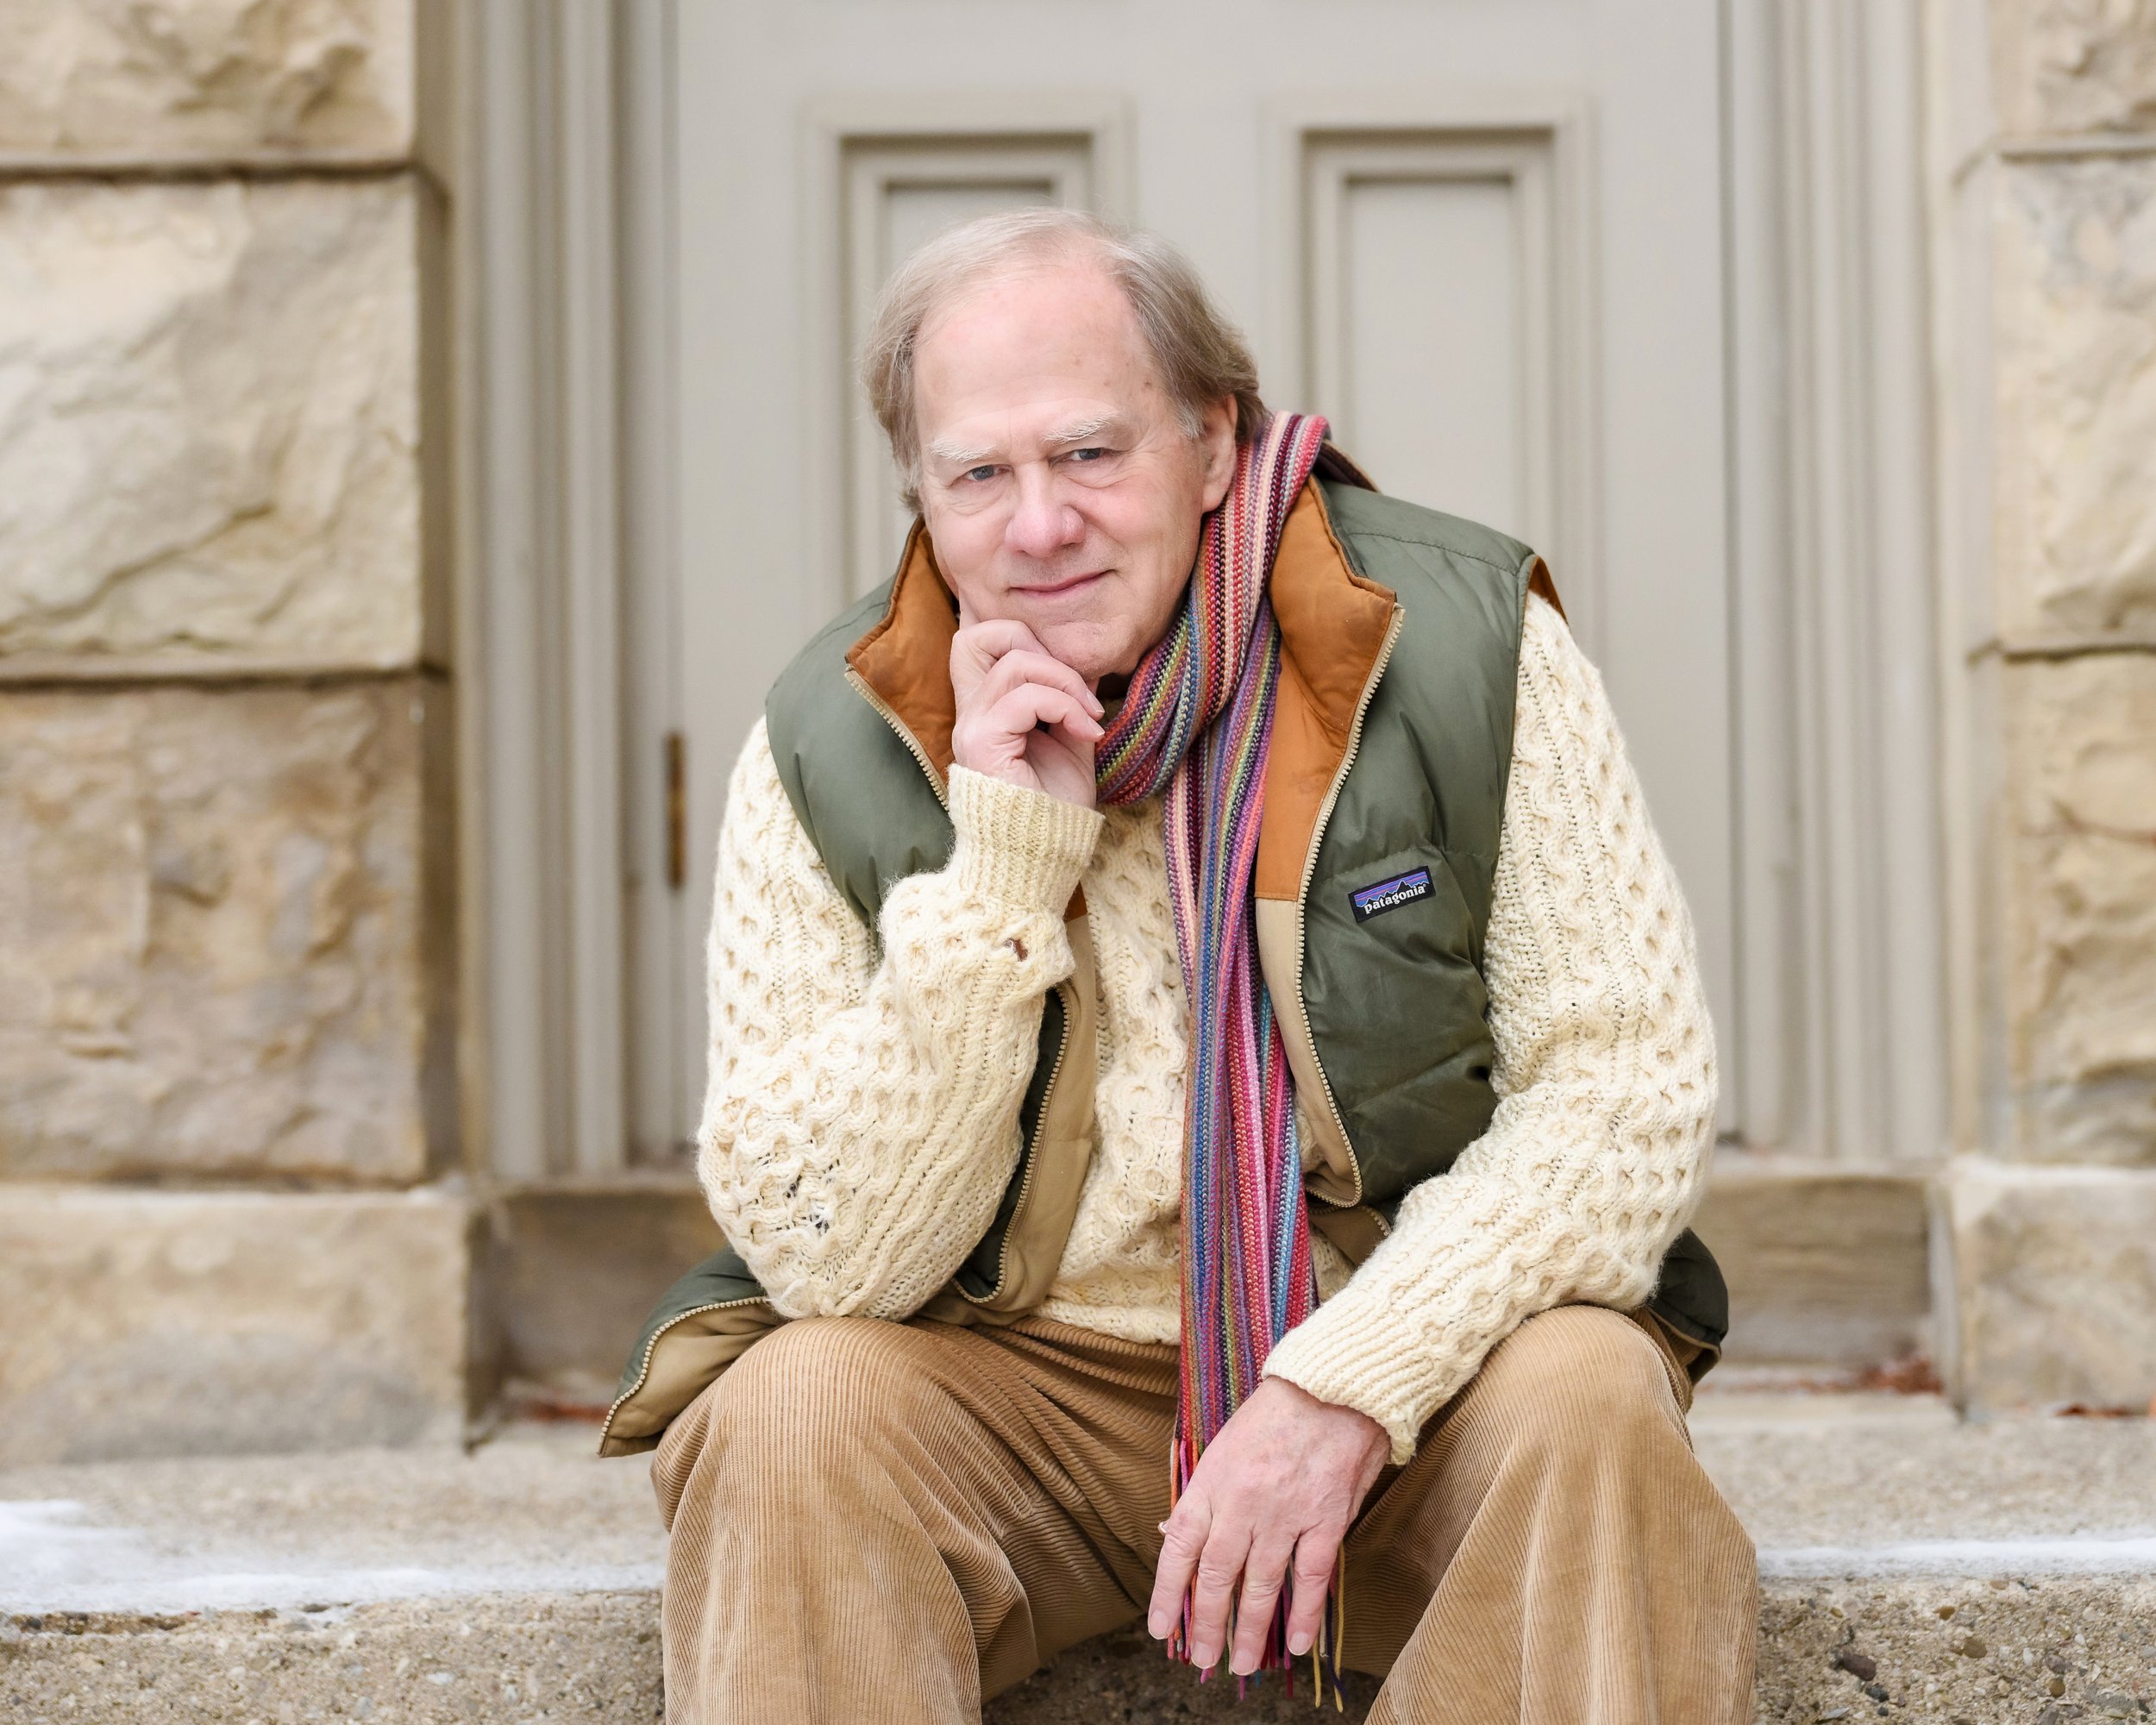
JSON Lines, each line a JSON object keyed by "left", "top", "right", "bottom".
{"left": 1265, "top": 91, "right": 1600, "bottom": 642}
{"left": 1722, "top": 0, "right": 1948, "bottom": 1162}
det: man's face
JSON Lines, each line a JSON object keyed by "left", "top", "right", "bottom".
{"left": 911, "top": 260, "right": 1238, "bottom": 683}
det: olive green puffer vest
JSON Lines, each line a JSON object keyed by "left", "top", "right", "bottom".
{"left": 598, "top": 468, "right": 1727, "bottom": 1458}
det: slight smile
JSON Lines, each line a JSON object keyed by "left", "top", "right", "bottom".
{"left": 1014, "top": 570, "right": 1109, "bottom": 602}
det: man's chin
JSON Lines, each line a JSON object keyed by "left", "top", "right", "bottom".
{"left": 1030, "top": 620, "right": 1130, "bottom": 684}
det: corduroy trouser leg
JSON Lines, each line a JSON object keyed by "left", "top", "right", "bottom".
{"left": 651, "top": 1303, "right": 1757, "bottom": 1725}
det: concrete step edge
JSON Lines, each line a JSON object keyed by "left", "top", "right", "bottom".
{"left": 8, "top": 1575, "right": 2156, "bottom": 1725}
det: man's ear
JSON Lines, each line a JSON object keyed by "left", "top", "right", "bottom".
{"left": 1196, "top": 397, "right": 1238, "bottom": 511}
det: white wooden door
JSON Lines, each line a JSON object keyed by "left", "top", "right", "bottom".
{"left": 642, "top": 0, "right": 1734, "bottom": 1151}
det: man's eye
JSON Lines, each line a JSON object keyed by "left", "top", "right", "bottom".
{"left": 1069, "top": 446, "right": 1109, "bottom": 463}
{"left": 962, "top": 465, "right": 999, "bottom": 484}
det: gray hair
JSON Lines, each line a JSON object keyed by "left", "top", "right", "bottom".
{"left": 860, "top": 207, "right": 1266, "bottom": 511}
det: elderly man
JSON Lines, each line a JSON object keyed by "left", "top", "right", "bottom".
{"left": 601, "top": 208, "right": 1755, "bottom": 1724}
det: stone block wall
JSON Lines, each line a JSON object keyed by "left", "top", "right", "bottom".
{"left": 0, "top": 0, "right": 463, "bottom": 1465}
{"left": 1939, "top": 0, "right": 2156, "bottom": 1413}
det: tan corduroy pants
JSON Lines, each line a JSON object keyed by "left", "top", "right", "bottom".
{"left": 651, "top": 1303, "right": 1758, "bottom": 1724}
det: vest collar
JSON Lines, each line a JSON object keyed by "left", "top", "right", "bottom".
{"left": 845, "top": 519, "right": 962, "bottom": 785}
{"left": 844, "top": 469, "right": 1402, "bottom": 875}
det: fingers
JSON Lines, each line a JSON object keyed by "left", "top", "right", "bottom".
{"left": 949, "top": 618, "right": 1104, "bottom": 793}
{"left": 1229, "top": 1532, "right": 1297, "bottom": 1675}
{"left": 974, "top": 648, "right": 1102, "bottom": 724}
{"left": 1147, "top": 1496, "right": 1210, "bottom": 1643}
{"left": 1184, "top": 1515, "right": 1252, "bottom": 1672}
{"left": 949, "top": 616, "right": 1053, "bottom": 693}
{"left": 1284, "top": 1526, "right": 1342, "bottom": 1658}
{"left": 986, "top": 685, "right": 1102, "bottom": 750}
{"left": 1152, "top": 1503, "right": 1338, "bottom": 1675}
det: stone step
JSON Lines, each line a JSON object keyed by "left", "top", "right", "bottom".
{"left": 4, "top": 1400, "right": 2153, "bottom": 1724}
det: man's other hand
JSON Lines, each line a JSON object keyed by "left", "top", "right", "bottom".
{"left": 1146, "top": 1377, "right": 1389, "bottom": 1676}
{"left": 950, "top": 611, "right": 1104, "bottom": 808}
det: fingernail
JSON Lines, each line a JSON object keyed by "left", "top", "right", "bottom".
{"left": 1289, "top": 1632, "right": 1313, "bottom": 1656}
{"left": 1147, "top": 1613, "right": 1166, "bottom": 1639}
{"left": 1233, "top": 1652, "right": 1257, "bottom": 1676}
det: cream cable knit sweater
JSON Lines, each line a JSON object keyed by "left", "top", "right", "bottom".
{"left": 697, "top": 591, "right": 1718, "bottom": 1462}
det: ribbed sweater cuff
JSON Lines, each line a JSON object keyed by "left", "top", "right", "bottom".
{"left": 947, "top": 765, "right": 1103, "bottom": 912}
{"left": 1262, "top": 1297, "right": 1433, "bottom": 1466}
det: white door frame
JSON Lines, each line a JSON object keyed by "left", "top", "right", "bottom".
{"left": 454, "top": 0, "right": 1952, "bottom": 1176}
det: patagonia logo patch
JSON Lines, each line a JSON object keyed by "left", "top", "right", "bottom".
{"left": 1351, "top": 867, "right": 1434, "bottom": 923}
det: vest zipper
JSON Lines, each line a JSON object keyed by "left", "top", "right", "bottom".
{"left": 597, "top": 1294, "right": 770, "bottom": 1449}
{"left": 845, "top": 662, "right": 1071, "bottom": 1307}
{"left": 845, "top": 668, "right": 950, "bottom": 810}
{"left": 1294, "top": 605, "right": 1407, "bottom": 1214}
{"left": 967, "top": 975, "right": 1076, "bottom": 1306}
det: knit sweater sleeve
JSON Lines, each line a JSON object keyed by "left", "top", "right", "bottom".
{"left": 1261, "top": 590, "right": 1720, "bottom": 1463}
{"left": 696, "top": 719, "right": 1104, "bottom": 1320}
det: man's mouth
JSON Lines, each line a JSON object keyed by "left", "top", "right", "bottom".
{"left": 1016, "top": 570, "right": 1108, "bottom": 602}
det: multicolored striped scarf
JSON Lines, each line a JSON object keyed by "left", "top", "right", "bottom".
{"left": 1095, "top": 410, "right": 1341, "bottom": 1698}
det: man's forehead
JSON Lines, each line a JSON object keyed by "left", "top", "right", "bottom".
{"left": 912, "top": 262, "right": 1160, "bottom": 430}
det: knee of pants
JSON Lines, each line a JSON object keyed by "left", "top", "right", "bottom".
{"left": 686, "top": 1314, "right": 947, "bottom": 1501}
{"left": 1461, "top": 1305, "right": 1683, "bottom": 1476}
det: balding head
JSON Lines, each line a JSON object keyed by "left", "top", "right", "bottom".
{"left": 861, "top": 209, "right": 1264, "bottom": 512}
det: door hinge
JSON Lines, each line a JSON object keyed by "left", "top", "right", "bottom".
{"left": 664, "top": 731, "right": 686, "bottom": 891}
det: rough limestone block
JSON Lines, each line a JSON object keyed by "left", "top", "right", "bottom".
{"left": 1994, "top": 159, "right": 2156, "bottom": 649}
{"left": 1689, "top": 1159, "right": 1931, "bottom": 1367}
{"left": 2002, "top": 656, "right": 2156, "bottom": 1162}
{"left": 486, "top": 1186, "right": 725, "bottom": 1403}
{"left": 0, "top": 174, "right": 425, "bottom": 672}
{"left": 2007, "top": 649, "right": 2156, "bottom": 835}
{"left": 2008, "top": 831, "right": 2156, "bottom": 1162}
{"left": 0, "top": 1185, "right": 471, "bottom": 1465}
{"left": 1993, "top": 0, "right": 2156, "bottom": 137}
{"left": 0, "top": 0, "right": 412, "bottom": 160}
{"left": 1937, "top": 1157, "right": 2156, "bottom": 1411}
{"left": 0, "top": 678, "right": 450, "bottom": 1183}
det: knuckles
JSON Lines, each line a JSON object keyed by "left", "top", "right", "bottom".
{"left": 1194, "top": 1556, "right": 1244, "bottom": 1589}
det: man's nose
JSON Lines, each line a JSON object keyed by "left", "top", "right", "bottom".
{"left": 1004, "top": 467, "right": 1086, "bottom": 560}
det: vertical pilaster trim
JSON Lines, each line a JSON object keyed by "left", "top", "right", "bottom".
{"left": 1723, "top": 0, "right": 1800, "bottom": 1148}
{"left": 466, "top": 0, "right": 551, "bottom": 1180}
{"left": 1727, "top": 0, "right": 1951, "bottom": 1162}
{"left": 1922, "top": 0, "right": 2003, "bottom": 1164}
{"left": 555, "top": 0, "right": 630, "bottom": 1176}
{"left": 620, "top": 0, "right": 687, "bottom": 1157}
{"left": 1857, "top": 1, "right": 1952, "bottom": 1170}
{"left": 462, "top": 0, "right": 631, "bottom": 1177}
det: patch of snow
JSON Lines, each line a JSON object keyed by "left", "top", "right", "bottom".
{"left": 0, "top": 1501, "right": 139, "bottom": 1596}
{"left": 0, "top": 1499, "right": 660, "bottom": 1614}
{"left": 1761, "top": 1534, "right": 2156, "bottom": 1578}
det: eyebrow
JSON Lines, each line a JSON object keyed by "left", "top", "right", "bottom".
{"left": 924, "top": 413, "right": 1128, "bottom": 469}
